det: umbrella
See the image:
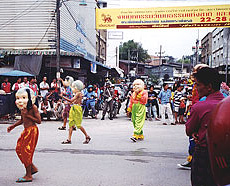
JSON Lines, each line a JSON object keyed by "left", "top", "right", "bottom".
{"left": 0, "top": 70, "right": 34, "bottom": 77}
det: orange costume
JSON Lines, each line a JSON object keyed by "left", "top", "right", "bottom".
{"left": 16, "top": 125, "right": 39, "bottom": 167}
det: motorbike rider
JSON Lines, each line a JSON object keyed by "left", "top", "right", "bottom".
{"left": 84, "top": 85, "right": 97, "bottom": 118}
{"left": 101, "top": 82, "right": 114, "bottom": 120}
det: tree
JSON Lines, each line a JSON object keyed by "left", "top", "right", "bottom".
{"left": 177, "top": 55, "right": 191, "bottom": 64}
{"left": 119, "top": 40, "right": 151, "bottom": 63}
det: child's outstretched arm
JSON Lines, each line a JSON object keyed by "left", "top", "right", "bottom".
{"left": 7, "top": 119, "right": 23, "bottom": 133}
{"left": 61, "top": 94, "right": 76, "bottom": 103}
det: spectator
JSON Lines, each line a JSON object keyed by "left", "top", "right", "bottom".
{"left": 38, "top": 97, "right": 52, "bottom": 121}
{"left": 158, "top": 83, "right": 174, "bottom": 125}
{"left": 53, "top": 98, "right": 64, "bottom": 121}
{"left": 12, "top": 77, "right": 22, "bottom": 92}
{"left": 20, "top": 77, "right": 29, "bottom": 88}
{"left": 39, "top": 77, "right": 49, "bottom": 98}
{"left": 1, "top": 77, "right": 11, "bottom": 93}
{"left": 186, "top": 67, "right": 224, "bottom": 186}
{"left": 178, "top": 97, "right": 186, "bottom": 124}
{"left": 29, "top": 77, "right": 39, "bottom": 107}
{"left": 173, "top": 84, "right": 183, "bottom": 124}
{"left": 147, "top": 85, "right": 160, "bottom": 121}
{"left": 51, "top": 78, "right": 60, "bottom": 93}
{"left": 220, "top": 82, "right": 229, "bottom": 97}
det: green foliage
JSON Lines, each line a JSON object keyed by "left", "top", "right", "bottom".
{"left": 119, "top": 40, "right": 151, "bottom": 63}
{"left": 147, "top": 71, "right": 159, "bottom": 85}
{"left": 177, "top": 56, "right": 191, "bottom": 64}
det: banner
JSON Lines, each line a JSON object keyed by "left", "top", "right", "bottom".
{"left": 96, "top": 4, "right": 230, "bottom": 29}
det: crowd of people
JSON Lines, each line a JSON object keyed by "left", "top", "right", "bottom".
{"left": 4, "top": 65, "right": 230, "bottom": 185}
{"left": 1, "top": 72, "right": 230, "bottom": 125}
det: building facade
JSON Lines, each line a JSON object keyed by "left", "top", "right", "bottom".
{"left": 201, "top": 32, "right": 212, "bottom": 66}
{"left": 0, "top": 0, "right": 110, "bottom": 85}
{"left": 212, "top": 28, "right": 224, "bottom": 68}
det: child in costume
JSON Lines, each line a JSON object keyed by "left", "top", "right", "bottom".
{"left": 60, "top": 80, "right": 91, "bottom": 144}
{"left": 127, "top": 79, "right": 148, "bottom": 142}
{"left": 58, "top": 76, "right": 73, "bottom": 130}
{"left": 7, "top": 87, "right": 41, "bottom": 183}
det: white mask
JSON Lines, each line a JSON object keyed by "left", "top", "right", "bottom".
{"left": 15, "top": 88, "right": 35, "bottom": 110}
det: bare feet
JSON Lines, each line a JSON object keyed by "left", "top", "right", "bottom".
{"left": 31, "top": 164, "right": 38, "bottom": 175}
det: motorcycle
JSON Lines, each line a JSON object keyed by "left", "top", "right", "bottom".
{"left": 82, "top": 97, "right": 95, "bottom": 118}
{"left": 112, "top": 96, "right": 121, "bottom": 118}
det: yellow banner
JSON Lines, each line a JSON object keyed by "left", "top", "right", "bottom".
{"left": 96, "top": 4, "right": 230, "bottom": 29}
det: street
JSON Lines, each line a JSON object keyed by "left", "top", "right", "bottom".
{"left": 0, "top": 109, "right": 191, "bottom": 186}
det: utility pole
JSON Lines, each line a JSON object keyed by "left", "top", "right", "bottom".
{"left": 195, "top": 39, "right": 199, "bottom": 66}
{"left": 56, "top": 0, "right": 60, "bottom": 79}
{"left": 159, "top": 45, "right": 162, "bottom": 79}
{"left": 136, "top": 51, "right": 138, "bottom": 76}
{"left": 128, "top": 49, "right": 130, "bottom": 78}
{"left": 181, "top": 56, "right": 184, "bottom": 78}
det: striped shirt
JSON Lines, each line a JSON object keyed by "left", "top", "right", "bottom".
{"left": 174, "top": 90, "right": 183, "bottom": 107}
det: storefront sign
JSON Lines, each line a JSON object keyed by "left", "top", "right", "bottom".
{"left": 73, "top": 59, "right": 81, "bottom": 69}
{"left": 96, "top": 4, "right": 230, "bottom": 29}
{"left": 90, "top": 62, "right": 97, "bottom": 73}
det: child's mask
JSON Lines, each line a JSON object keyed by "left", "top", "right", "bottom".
{"left": 15, "top": 88, "right": 35, "bottom": 110}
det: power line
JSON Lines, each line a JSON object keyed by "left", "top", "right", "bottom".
{"left": 61, "top": 0, "right": 96, "bottom": 50}
{"left": 0, "top": 0, "right": 47, "bottom": 30}
{"left": 33, "top": 17, "right": 55, "bottom": 50}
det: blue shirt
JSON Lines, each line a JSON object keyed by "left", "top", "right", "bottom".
{"left": 158, "top": 89, "right": 171, "bottom": 104}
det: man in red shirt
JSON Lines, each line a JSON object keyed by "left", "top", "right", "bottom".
{"left": 12, "top": 77, "right": 22, "bottom": 92}
{"left": 1, "top": 77, "right": 11, "bottom": 93}
{"left": 186, "top": 67, "right": 224, "bottom": 186}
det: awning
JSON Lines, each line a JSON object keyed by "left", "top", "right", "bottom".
{"left": 14, "top": 55, "right": 42, "bottom": 76}
{"left": 110, "top": 67, "right": 124, "bottom": 77}
{"left": 0, "top": 70, "right": 34, "bottom": 76}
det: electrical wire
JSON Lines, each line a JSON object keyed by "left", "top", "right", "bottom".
{"left": 0, "top": 0, "right": 48, "bottom": 30}
{"left": 33, "top": 17, "right": 55, "bottom": 50}
{"left": 61, "top": 0, "right": 96, "bottom": 49}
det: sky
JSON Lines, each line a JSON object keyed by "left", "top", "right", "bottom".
{"left": 105, "top": 0, "right": 230, "bottom": 60}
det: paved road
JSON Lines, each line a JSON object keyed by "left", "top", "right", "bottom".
{"left": 0, "top": 110, "right": 191, "bottom": 186}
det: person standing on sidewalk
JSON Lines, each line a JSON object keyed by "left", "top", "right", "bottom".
{"left": 186, "top": 67, "right": 224, "bottom": 186}
{"left": 127, "top": 79, "right": 148, "bottom": 142}
{"left": 158, "top": 83, "right": 174, "bottom": 125}
{"left": 173, "top": 84, "right": 183, "bottom": 124}
{"left": 12, "top": 77, "right": 22, "bottom": 92}
{"left": 39, "top": 77, "right": 49, "bottom": 98}
{"left": 1, "top": 77, "right": 11, "bottom": 93}
{"left": 147, "top": 85, "right": 160, "bottom": 121}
